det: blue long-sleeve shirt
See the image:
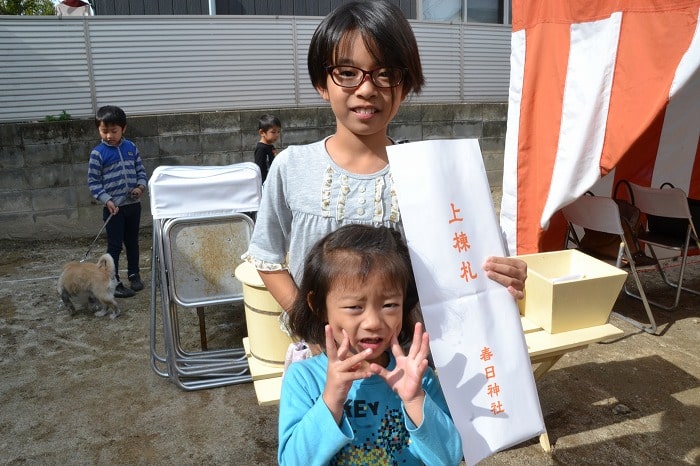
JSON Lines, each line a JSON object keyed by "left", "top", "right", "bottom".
{"left": 278, "top": 353, "right": 463, "bottom": 466}
{"left": 87, "top": 138, "right": 147, "bottom": 206}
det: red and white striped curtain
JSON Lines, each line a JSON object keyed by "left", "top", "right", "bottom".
{"left": 500, "top": 0, "right": 700, "bottom": 255}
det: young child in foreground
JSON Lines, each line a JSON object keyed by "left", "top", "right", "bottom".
{"left": 278, "top": 224, "right": 463, "bottom": 466}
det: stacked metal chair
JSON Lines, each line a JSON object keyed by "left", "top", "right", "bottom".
{"left": 148, "top": 163, "right": 262, "bottom": 390}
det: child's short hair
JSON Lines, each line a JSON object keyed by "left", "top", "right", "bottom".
{"left": 95, "top": 105, "right": 127, "bottom": 129}
{"left": 288, "top": 224, "right": 420, "bottom": 347}
{"left": 258, "top": 114, "right": 282, "bottom": 131}
{"left": 307, "top": 0, "right": 424, "bottom": 95}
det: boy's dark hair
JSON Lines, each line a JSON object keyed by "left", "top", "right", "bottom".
{"left": 95, "top": 105, "right": 127, "bottom": 129}
{"left": 308, "top": 0, "right": 424, "bottom": 95}
{"left": 258, "top": 114, "right": 282, "bottom": 131}
{"left": 288, "top": 224, "right": 420, "bottom": 347}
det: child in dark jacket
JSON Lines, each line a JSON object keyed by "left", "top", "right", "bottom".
{"left": 254, "top": 114, "right": 281, "bottom": 183}
{"left": 87, "top": 105, "right": 148, "bottom": 298}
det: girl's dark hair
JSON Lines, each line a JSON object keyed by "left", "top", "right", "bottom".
{"left": 288, "top": 224, "right": 420, "bottom": 347}
{"left": 258, "top": 114, "right": 281, "bottom": 131}
{"left": 95, "top": 105, "right": 127, "bottom": 129}
{"left": 307, "top": 0, "right": 424, "bottom": 95}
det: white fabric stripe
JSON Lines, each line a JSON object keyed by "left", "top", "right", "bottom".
{"left": 540, "top": 12, "right": 622, "bottom": 228}
{"left": 500, "top": 29, "right": 526, "bottom": 255}
{"left": 651, "top": 9, "right": 700, "bottom": 192}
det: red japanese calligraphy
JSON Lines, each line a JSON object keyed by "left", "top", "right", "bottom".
{"left": 490, "top": 401, "right": 505, "bottom": 415}
{"left": 448, "top": 203, "right": 464, "bottom": 224}
{"left": 452, "top": 231, "right": 471, "bottom": 253}
{"left": 460, "top": 261, "right": 478, "bottom": 282}
{"left": 480, "top": 348, "right": 505, "bottom": 414}
{"left": 487, "top": 383, "right": 501, "bottom": 397}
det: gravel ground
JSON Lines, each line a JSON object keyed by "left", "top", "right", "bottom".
{"left": 0, "top": 230, "right": 698, "bottom": 465}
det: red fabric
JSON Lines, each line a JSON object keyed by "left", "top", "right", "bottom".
{"left": 508, "top": 0, "right": 700, "bottom": 254}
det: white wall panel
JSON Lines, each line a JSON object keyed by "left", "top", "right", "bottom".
{"left": 411, "top": 21, "right": 463, "bottom": 103}
{"left": 294, "top": 17, "right": 325, "bottom": 106}
{"left": 463, "top": 23, "right": 511, "bottom": 101}
{"left": 0, "top": 16, "right": 510, "bottom": 123}
{"left": 87, "top": 17, "right": 298, "bottom": 114}
{"left": 0, "top": 18, "right": 94, "bottom": 121}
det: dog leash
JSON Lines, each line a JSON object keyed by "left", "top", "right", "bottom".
{"left": 81, "top": 213, "right": 114, "bottom": 262}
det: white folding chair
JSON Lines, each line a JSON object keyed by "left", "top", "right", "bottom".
{"left": 561, "top": 195, "right": 657, "bottom": 334}
{"left": 625, "top": 183, "right": 700, "bottom": 310}
{"left": 148, "top": 163, "right": 262, "bottom": 390}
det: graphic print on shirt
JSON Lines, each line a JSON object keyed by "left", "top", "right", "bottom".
{"left": 332, "top": 400, "right": 409, "bottom": 466}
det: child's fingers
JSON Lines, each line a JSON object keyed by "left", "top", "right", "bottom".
{"left": 416, "top": 358, "right": 429, "bottom": 377}
{"left": 482, "top": 256, "right": 527, "bottom": 298}
{"left": 337, "top": 329, "right": 353, "bottom": 358}
{"left": 404, "top": 322, "right": 429, "bottom": 361}
{"left": 327, "top": 326, "right": 356, "bottom": 362}
{"left": 327, "top": 326, "right": 351, "bottom": 353}
{"left": 414, "top": 324, "right": 430, "bottom": 356}
{"left": 368, "top": 362, "right": 389, "bottom": 378}
{"left": 406, "top": 322, "right": 423, "bottom": 359}
{"left": 416, "top": 331, "right": 431, "bottom": 362}
{"left": 324, "top": 325, "right": 338, "bottom": 360}
{"left": 326, "top": 326, "right": 371, "bottom": 373}
{"left": 387, "top": 330, "right": 399, "bottom": 353}
{"left": 346, "top": 350, "right": 373, "bottom": 374}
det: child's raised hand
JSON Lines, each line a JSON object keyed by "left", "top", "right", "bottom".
{"left": 370, "top": 322, "right": 429, "bottom": 424}
{"left": 322, "top": 325, "right": 373, "bottom": 424}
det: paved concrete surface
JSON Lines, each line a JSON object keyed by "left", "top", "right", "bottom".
{"left": 0, "top": 231, "right": 698, "bottom": 465}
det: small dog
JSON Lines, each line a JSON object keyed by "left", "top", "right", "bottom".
{"left": 57, "top": 253, "right": 120, "bottom": 319}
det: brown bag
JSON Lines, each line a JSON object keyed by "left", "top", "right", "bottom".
{"left": 578, "top": 180, "right": 644, "bottom": 260}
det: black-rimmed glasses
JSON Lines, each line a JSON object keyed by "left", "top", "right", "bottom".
{"left": 325, "top": 65, "right": 405, "bottom": 89}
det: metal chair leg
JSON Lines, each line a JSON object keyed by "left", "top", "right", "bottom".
{"left": 617, "top": 259, "right": 658, "bottom": 334}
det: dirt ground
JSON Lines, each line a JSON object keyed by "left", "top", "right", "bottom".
{"left": 0, "top": 230, "right": 698, "bottom": 465}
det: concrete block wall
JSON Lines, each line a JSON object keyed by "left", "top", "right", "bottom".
{"left": 0, "top": 102, "right": 507, "bottom": 240}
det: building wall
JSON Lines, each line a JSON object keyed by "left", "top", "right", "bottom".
{"left": 0, "top": 102, "right": 507, "bottom": 240}
{"left": 91, "top": 0, "right": 415, "bottom": 17}
{"left": 93, "top": 0, "right": 210, "bottom": 15}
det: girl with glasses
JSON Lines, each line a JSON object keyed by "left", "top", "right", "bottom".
{"left": 244, "top": 0, "right": 527, "bottom": 369}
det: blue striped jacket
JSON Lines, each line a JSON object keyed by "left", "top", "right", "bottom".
{"left": 88, "top": 138, "right": 148, "bottom": 206}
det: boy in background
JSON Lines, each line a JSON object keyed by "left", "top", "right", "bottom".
{"left": 254, "top": 114, "right": 281, "bottom": 183}
{"left": 88, "top": 105, "right": 148, "bottom": 298}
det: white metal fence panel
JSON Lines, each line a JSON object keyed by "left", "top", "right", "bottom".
{"left": 0, "top": 16, "right": 510, "bottom": 123}
{"left": 88, "top": 16, "right": 299, "bottom": 114}
{"left": 411, "top": 21, "right": 464, "bottom": 103}
{"left": 462, "top": 23, "right": 511, "bottom": 101}
{"left": 294, "top": 17, "right": 325, "bottom": 106}
{"left": 0, "top": 18, "right": 94, "bottom": 122}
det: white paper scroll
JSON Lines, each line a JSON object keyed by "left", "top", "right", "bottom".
{"left": 387, "top": 139, "right": 544, "bottom": 465}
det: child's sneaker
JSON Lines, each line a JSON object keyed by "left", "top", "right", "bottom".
{"left": 114, "top": 282, "right": 136, "bottom": 298}
{"left": 128, "top": 273, "right": 144, "bottom": 291}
